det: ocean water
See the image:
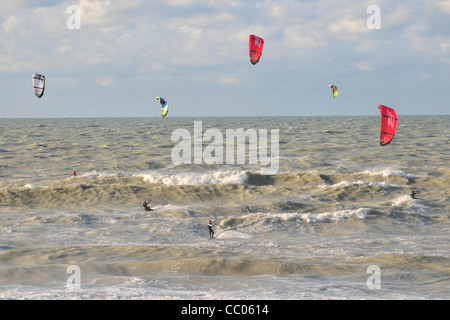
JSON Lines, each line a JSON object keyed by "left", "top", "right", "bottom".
{"left": 0, "top": 116, "right": 449, "bottom": 300}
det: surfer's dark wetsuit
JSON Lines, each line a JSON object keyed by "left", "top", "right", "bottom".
{"left": 208, "top": 220, "right": 215, "bottom": 238}
{"left": 410, "top": 191, "right": 418, "bottom": 199}
{"left": 143, "top": 201, "right": 151, "bottom": 211}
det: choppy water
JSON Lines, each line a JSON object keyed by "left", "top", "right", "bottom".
{"left": 0, "top": 116, "right": 449, "bottom": 299}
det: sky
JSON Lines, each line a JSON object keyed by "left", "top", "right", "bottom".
{"left": 1, "top": 0, "right": 449, "bottom": 117}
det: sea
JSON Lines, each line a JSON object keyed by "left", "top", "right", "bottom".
{"left": 0, "top": 116, "right": 449, "bottom": 301}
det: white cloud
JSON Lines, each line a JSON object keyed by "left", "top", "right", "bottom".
{"left": 382, "top": 4, "right": 415, "bottom": 28}
{"left": 356, "top": 62, "right": 374, "bottom": 71}
{"left": 2, "top": 15, "right": 20, "bottom": 33}
{"left": 60, "top": 77, "right": 79, "bottom": 87}
{"left": 435, "top": 0, "right": 450, "bottom": 14}
{"left": 78, "top": 0, "right": 113, "bottom": 27}
{"left": 218, "top": 74, "right": 238, "bottom": 84}
{"left": 97, "top": 76, "right": 115, "bottom": 87}
{"left": 328, "top": 18, "right": 369, "bottom": 42}
{"left": 0, "top": 0, "right": 32, "bottom": 15}
{"left": 263, "top": 1, "right": 286, "bottom": 20}
{"left": 281, "top": 26, "right": 323, "bottom": 50}
{"left": 165, "top": 11, "right": 234, "bottom": 30}
{"left": 166, "top": 0, "right": 200, "bottom": 6}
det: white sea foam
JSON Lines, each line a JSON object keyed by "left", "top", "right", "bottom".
{"left": 216, "top": 230, "right": 252, "bottom": 239}
{"left": 391, "top": 195, "right": 428, "bottom": 213}
{"left": 319, "top": 180, "right": 400, "bottom": 190}
{"left": 140, "top": 170, "right": 248, "bottom": 186}
{"left": 297, "top": 208, "right": 370, "bottom": 223}
{"left": 23, "top": 183, "right": 39, "bottom": 189}
{"left": 360, "top": 167, "right": 419, "bottom": 179}
{"left": 392, "top": 195, "right": 413, "bottom": 206}
{"left": 265, "top": 208, "right": 371, "bottom": 224}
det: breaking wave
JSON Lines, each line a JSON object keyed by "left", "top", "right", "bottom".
{"left": 0, "top": 167, "right": 431, "bottom": 213}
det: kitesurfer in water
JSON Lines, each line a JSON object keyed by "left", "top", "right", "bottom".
{"left": 208, "top": 220, "right": 216, "bottom": 238}
{"left": 143, "top": 200, "right": 152, "bottom": 211}
{"left": 72, "top": 171, "right": 77, "bottom": 176}
{"left": 410, "top": 191, "right": 418, "bottom": 199}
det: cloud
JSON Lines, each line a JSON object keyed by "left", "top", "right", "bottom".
{"left": 382, "top": 4, "right": 416, "bottom": 28}
{"left": 59, "top": 77, "right": 79, "bottom": 87}
{"left": 218, "top": 73, "right": 238, "bottom": 84}
{"left": 263, "top": 1, "right": 287, "bottom": 20}
{"left": 1, "top": 0, "right": 32, "bottom": 15}
{"left": 166, "top": 0, "right": 201, "bottom": 7}
{"left": 328, "top": 18, "right": 369, "bottom": 42}
{"left": 78, "top": 0, "right": 125, "bottom": 28}
{"left": 98, "top": 76, "right": 115, "bottom": 87}
{"left": 2, "top": 15, "right": 21, "bottom": 33}
{"left": 281, "top": 26, "right": 324, "bottom": 50}
{"left": 356, "top": 62, "right": 374, "bottom": 71}
{"left": 1, "top": 0, "right": 449, "bottom": 117}
{"left": 434, "top": 0, "right": 450, "bottom": 14}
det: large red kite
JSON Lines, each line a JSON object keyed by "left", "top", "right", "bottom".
{"left": 378, "top": 105, "right": 398, "bottom": 146}
{"left": 249, "top": 35, "right": 264, "bottom": 65}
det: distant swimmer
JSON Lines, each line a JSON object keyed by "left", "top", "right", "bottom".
{"left": 208, "top": 220, "right": 216, "bottom": 238}
{"left": 143, "top": 200, "right": 153, "bottom": 211}
{"left": 72, "top": 171, "right": 77, "bottom": 176}
{"left": 410, "top": 190, "right": 418, "bottom": 199}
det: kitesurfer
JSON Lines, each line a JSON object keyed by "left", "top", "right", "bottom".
{"left": 208, "top": 220, "right": 216, "bottom": 238}
{"left": 143, "top": 200, "right": 152, "bottom": 211}
{"left": 410, "top": 191, "right": 418, "bottom": 199}
{"left": 72, "top": 171, "right": 77, "bottom": 176}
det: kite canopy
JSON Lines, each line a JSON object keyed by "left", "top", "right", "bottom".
{"left": 378, "top": 105, "right": 398, "bottom": 146}
{"left": 249, "top": 35, "right": 264, "bottom": 65}
{"left": 156, "top": 97, "right": 169, "bottom": 117}
{"left": 329, "top": 84, "right": 338, "bottom": 98}
{"left": 32, "top": 74, "right": 45, "bottom": 98}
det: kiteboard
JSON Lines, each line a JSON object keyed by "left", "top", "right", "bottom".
{"left": 145, "top": 207, "right": 154, "bottom": 212}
